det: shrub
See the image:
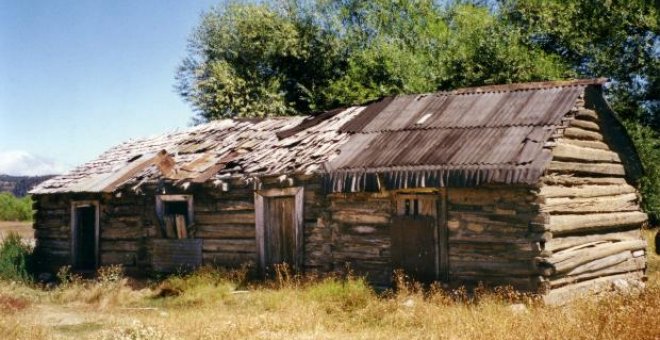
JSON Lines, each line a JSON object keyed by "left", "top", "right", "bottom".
{"left": 0, "top": 193, "right": 33, "bottom": 221}
{"left": 0, "top": 232, "right": 32, "bottom": 283}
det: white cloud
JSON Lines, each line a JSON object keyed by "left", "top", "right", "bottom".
{"left": 0, "top": 150, "right": 68, "bottom": 176}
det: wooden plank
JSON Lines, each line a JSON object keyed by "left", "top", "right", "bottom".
{"left": 569, "top": 119, "right": 600, "bottom": 131}
{"left": 539, "top": 240, "right": 646, "bottom": 275}
{"left": 546, "top": 161, "right": 625, "bottom": 176}
{"left": 545, "top": 229, "right": 642, "bottom": 253}
{"left": 195, "top": 212, "right": 255, "bottom": 225}
{"left": 217, "top": 200, "right": 254, "bottom": 212}
{"left": 552, "top": 143, "right": 620, "bottom": 163}
{"left": 332, "top": 211, "right": 390, "bottom": 225}
{"left": 543, "top": 271, "right": 643, "bottom": 306}
{"left": 541, "top": 193, "right": 639, "bottom": 213}
{"left": 101, "top": 227, "right": 144, "bottom": 240}
{"left": 563, "top": 127, "right": 603, "bottom": 141}
{"left": 151, "top": 239, "right": 202, "bottom": 272}
{"left": 558, "top": 138, "right": 610, "bottom": 150}
{"left": 175, "top": 214, "right": 187, "bottom": 239}
{"left": 450, "top": 260, "right": 537, "bottom": 276}
{"left": 541, "top": 175, "right": 627, "bottom": 186}
{"left": 548, "top": 211, "right": 647, "bottom": 235}
{"left": 202, "top": 239, "right": 257, "bottom": 252}
{"left": 550, "top": 257, "right": 645, "bottom": 288}
{"left": 195, "top": 224, "right": 255, "bottom": 239}
{"left": 539, "top": 184, "right": 636, "bottom": 198}
{"left": 202, "top": 251, "right": 256, "bottom": 266}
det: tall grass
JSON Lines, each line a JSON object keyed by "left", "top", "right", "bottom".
{"left": 0, "top": 231, "right": 657, "bottom": 339}
{"left": 0, "top": 232, "right": 32, "bottom": 283}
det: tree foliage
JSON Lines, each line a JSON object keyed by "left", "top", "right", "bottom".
{"left": 0, "top": 193, "right": 33, "bottom": 222}
{"left": 177, "top": 0, "right": 659, "bottom": 221}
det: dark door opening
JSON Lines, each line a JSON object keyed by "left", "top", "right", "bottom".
{"left": 74, "top": 205, "right": 97, "bottom": 270}
{"left": 391, "top": 215, "right": 437, "bottom": 283}
{"left": 264, "top": 196, "right": 297, "bottom": 273}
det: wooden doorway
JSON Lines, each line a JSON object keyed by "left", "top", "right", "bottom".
{"left": 255, "top": 187, "right": 304, "bottom": 276}
{"left": 71, "top": 201, "right": 99, "bottom": 271}
{"left": 392, "top": 192, "right": 448, "bottom": 282}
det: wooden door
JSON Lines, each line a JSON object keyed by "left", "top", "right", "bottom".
{"left": 391, "top": 215, "right": 437, "bottom": 282}
{"left": 74, "top": 205, "right": 97, "bottom": 270}
{"left": 264, "top": 196, "right": 297, "bottom": 271}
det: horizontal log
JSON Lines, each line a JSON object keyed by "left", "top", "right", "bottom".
{"left": 559, "top": 138, "right": 610, "bottom": 150}
{"left": 545, "top": 229, "right": 641, "bottom": 253}
{"left": 36, "top": 238, "right": 69, "bottom": 250}
{"left": 202, "top": 239, "right": 256, "bottom": 252}
{"left": 100, "top": 252, "right": 137, "bottom": 266}
{"left": 543, "top": 271, "right": 643, "bottom": 306}
{"left": 450, "top": 260, "right": 537, "bottom": 276}
{"left": 448, "top": 188, "right": 533, "bottom": 207}
{"left": 548, "top": 212, "right": 647, "bottom": 235}
{"left": 564, "top": 251, "right": 637, "bottom": 277}
{"left": 550, "top": 257, "right": 645, "bottom": 289}
{"left": 101, "top": 227, "right": 144, "bottom": 240}
{"left": 575, "top": 108, "right": 599, "bottom": 121}
{"left": 539, "top": 184, "right": 636, "bottom": 198}
{"left": 332, "top": 211, "right": 390, "bottom": 225}
{"left": 216, "top": 201, "right": 254, "bottom": 212}
{"left": 202, "top": 251, "right": 256, "bottom": 266}
{"left": 100, "top": 240, "right": 141, "bottom": 252}
{"left": 195, "top": 224, "right": 255, "bottom": 239}
{"left": 541, "top": 175, "right": 628, "bottom": 186}
{"left": 569, "top": 119, "right": 600, "bottom": 131}
{"left": 541, "top": 193, "right": 639, "bottom": 214}
{"left": 195, "top": 212, "right": 255, "bottom": 225}
{"left": 563, "top": 127, "right": 603, "bottom": 141}
{"left": 546, "top": 161, "right": 626, "bottom": 176}
{"left": 539, "top": 240, "right": 646, "bottom": 275}
{"left": 34, "top": 228, "right": 67, "bottom": 239}
{"left": 552, "top": 143, "right": 620, "bottom": 163}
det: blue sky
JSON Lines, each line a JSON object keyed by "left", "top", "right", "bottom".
{"left": 0, "top": 0, "right": 219, "bottom": 175}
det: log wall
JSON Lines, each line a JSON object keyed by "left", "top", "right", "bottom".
{"left": 536, "top": 94, "right": 648, "bottom": 303}
{"left": 447, "top": 186, "right": 542, "bottom": 291}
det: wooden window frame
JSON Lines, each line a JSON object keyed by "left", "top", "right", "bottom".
{"left": 254, "top": 187, "right": 304, "bottom": 274}
{"left": 70, "top": 200, "right": 100, "bottom": 270}
{"left": 156, "top": 195, "right": 194, "bottom": 227}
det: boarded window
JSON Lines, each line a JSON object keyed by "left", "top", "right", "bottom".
{"left": 156, "top": 195, "right": 194, "bottom": 239}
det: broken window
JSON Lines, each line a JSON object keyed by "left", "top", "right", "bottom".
{"left": 156, "top": 195, "right": 194, "bottom": 239}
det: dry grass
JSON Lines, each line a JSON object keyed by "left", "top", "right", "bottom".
{"left": 1, "top": 229, "right": 659, "bottom": 339}
{"left": 0, "top": 221, "right": 33, "bottom": 242}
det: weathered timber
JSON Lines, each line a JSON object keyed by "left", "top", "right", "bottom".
{"left": 546, "top": 161, "right": 626, "bottom": 176}
{"left": 332, "top": 210, "right": 390, "bottom": 225}
{"left": 543, "top": 271, "right": 644, "bottom": 305}
{"left": 101, "top": 227, "right": 144, "bottom": 240}
{"left": 195, "top": 212, "right": 255, "bottom": 225}
{"left": 569, "top": 119, "right": 600, "bottom": 131}
{"left": 100, "top": 240, "right": 141, "bottom": 252}
{"left": 563, "top": 127, "right": 603, "bottom": 141}
{"left": 195, "top": 224, "right": 255, "bottom": 239}
{"left": 539, "top": 240, "right": 646, "bottom": 275}
{"left": 450, "top": 260, "right": 537, "bottom": 276}
{"left": 101, "top": 252, "right": 137, "bottom": 266}
{"left": 564, "top": 251, "right": 635, "bottom": 277}
{"left": 544, "top": 229, "right": 641, "bottom": 252}
{"left": 552, "top": 143, "right": 620, "bottom": 163}
{"left": 558, "top": 138, "right": 610, "bottom": 150}
{"left": 541, "top": 175, "right": 627, "bottom": 186}
{"left": 549, "top": 257, "right": 645, "bottom": 288}
{"left": 216, "top": 200, "right": 255, "bottom": 211}
{"left": 574, "top": 108, "right": 599, "bottom": 121}
{"left": 202, "top": 239, "right": 257, "bottom": 252}
{"left": 548, "top": 211, "right": 648, "bottom": 234}
{"left": 34, "top": 228, "right": 67, "bottom": 239}
{"left": 36, "top": 238, "right": 69, "bottom": 250}
{"left": 202, "top": 251, "right": 256, "bottom": 266}
{"left": 539, "top": 184, "right": 636, "bottom": 198}
{"left": 541, "top": 193, "right": 638, "bottom": 213}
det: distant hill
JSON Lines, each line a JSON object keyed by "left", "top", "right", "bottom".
{"left": 0, "top": 175, "right": 55, "bottom": 197}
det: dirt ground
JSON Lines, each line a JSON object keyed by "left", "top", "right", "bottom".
{"left": 0, "top": 221, "right": 34, "bottom": 243}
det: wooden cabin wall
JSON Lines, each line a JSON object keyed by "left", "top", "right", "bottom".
{"left": 536, "top": 96, "right": 647, "bottom": 303}
{"left": 98, "top": 191, "right": 149, "bottom": 271}
{"left": 447, "top": 186, "right": 542, "bottom": 291}
{"left": 192, "top": 183, "right": 257, "bottom": 268}
{"left": 328, "top": 192, "right": 394, "bottom": 286}
{"left": 32, "top": 194, "right": 74, "bottom": 271}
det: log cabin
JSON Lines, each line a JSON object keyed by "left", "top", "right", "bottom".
{"left": 30, "top": 78, "right": 648, "bottom": 303}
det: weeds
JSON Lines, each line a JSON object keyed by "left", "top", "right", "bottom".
{"left": 0, "top": 232, "right": 32, "bottom": 283}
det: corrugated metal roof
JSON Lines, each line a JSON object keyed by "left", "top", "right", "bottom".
{"left": 328, "top": 80, "right": 599, "bottom": 191}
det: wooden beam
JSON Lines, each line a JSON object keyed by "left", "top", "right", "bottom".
{"left": 548, "top": 211, "right": 647, "bottom": 234}
{"left": 539, "top": 184, "right": 636, "bottom": 198}
{"left": 544, "top": 229, "right": 642, "bottom": 253}
{"left": 546, "top": 161, "right": 625, "bottom": 176}
{"left": 552, "top": 143, "right": 621, "bottom": 163}
{"left": 541, "top": 193, "right": 639, "bottom": 213}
